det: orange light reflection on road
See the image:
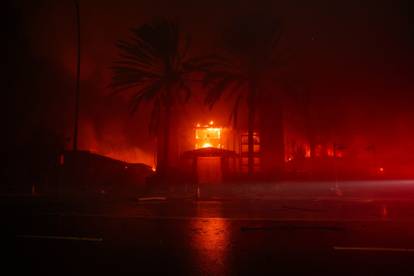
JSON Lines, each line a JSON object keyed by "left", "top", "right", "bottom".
{"left": 190, "top": 204, "right": 230, "bottom": 275}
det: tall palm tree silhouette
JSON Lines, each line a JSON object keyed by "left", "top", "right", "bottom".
{"left": 111, "top": 19, "right": 201, "bottom": 176}
{"left": 203, "top": 18, "right": 284, "bottom": 176}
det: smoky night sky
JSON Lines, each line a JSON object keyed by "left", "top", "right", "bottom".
{"left": 5, "top": 0, "right": 414, "bottom": 166}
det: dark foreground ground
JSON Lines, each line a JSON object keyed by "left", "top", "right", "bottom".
{"left": 3, "top": 180, "right": 414, "bottom": 275}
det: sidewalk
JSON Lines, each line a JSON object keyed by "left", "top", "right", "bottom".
{"left": 138, "top": 179, "right": 414, "bottom": 201}
{"left": 3, "top": 179, "right": 414, "bottom": 205}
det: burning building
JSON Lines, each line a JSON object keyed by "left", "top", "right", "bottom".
{"left": 194, "top": 121, "right": 226, "bottom": 149}
{"left": 180, "top": 121, "right": 239, "bottom": 183}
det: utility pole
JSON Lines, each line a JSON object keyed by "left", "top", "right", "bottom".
{"left": 73, "top": 0, "right": 81, "bottom": 151}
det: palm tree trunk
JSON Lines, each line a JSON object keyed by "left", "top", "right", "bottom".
{"left": 247, "top": 83, "right": 257, "bottom": 177}
{"left": 159, "top": 100, "right": 171, "bottom": 177}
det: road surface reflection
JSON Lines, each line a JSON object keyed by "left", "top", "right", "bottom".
{"left": 190, "top": 202, "right": 231, "bottom": 275}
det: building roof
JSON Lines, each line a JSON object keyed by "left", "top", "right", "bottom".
{"left": 181, "top": 147, "right": 238, "bottom": 158}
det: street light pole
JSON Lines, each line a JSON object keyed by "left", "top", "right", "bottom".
{"left": 73, "top": 0, "right": 81, "bottom": 152}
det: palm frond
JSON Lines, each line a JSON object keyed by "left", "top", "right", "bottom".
{"left": 129, "top": 81, "right": 163, "bottom": 114}
{"left": 130, "top": 19, "right": 180, "bottom": 71}
{"left": 204, "top": 76, "right": 237, "bottom": 109}
{"left": 177, "top": 34, "right": 191, "bottom": 65}
{"left": 185, "top": 54, "right": 233, "bottom": 72}
{"left": 148, "top": 99, "right": 161, "bottom": 134}
{"left": 229, "top": 93, "right": 243, "bottom": 128}
{"left": 177, "top": 79, "right": 192, "bottom": 103}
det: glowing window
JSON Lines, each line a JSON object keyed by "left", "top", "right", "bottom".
{"left": 195, "top": 122, "right": 222, "bottom": 149}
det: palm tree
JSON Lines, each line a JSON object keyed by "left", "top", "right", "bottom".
{"left": 202, "top": 18, "right": 284, "bottom": 176}
{"left": 111, "top": 19, "right": 200, "bottom": 176}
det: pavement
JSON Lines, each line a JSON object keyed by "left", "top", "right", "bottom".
{"left": 3, "top": 180, "right": 414, "bottom": 275}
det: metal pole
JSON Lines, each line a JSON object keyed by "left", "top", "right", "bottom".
{"left": 73, "top": 0, "right": 81, "bottom": 152}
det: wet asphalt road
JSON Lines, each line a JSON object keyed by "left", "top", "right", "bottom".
{"left": 3, "top": 181, "right": 414, "bottom": 275}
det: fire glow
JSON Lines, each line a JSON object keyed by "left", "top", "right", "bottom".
{"left": 195, "top": 121, "right": 223, "bottom": 149}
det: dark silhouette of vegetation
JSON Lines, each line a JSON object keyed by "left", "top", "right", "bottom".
{"left": 201, "top": 18, "right": 285, "bottom": 176}
{"left": 111, "top": 19, "right": 203, "bottom": 176}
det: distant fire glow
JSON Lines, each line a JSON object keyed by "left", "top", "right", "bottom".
{"left": 195, "top": 121, "right": 223, "bottom": 149}
{"left": 305, "top": 145, "right": 311, "bottom": 158}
